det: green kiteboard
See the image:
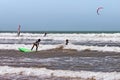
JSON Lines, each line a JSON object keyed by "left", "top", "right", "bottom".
{"left": 18, "top": 47, "right": 33, "bottom": 52}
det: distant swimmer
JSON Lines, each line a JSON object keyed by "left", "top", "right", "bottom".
{"left": 65, "top": 39, "right": 69, "bottom": 45}
{"left": 31, "top": 39, "right": 41, "bottom": 51}
{"left": 44, "top": 32, "right": 47, "bottom": 37}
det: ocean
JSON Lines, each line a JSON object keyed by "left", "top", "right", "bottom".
{"left": 1, "top": 31, "right": 120, "bottom": 52}
{"left": 0, "top": 31, "right": 120, "bottom": 80}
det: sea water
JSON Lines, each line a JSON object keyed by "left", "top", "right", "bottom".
{"left": 0, "top": 31, "right": 120, "bottom": 80}
{"left": 1, "top": 31, "right": 120, "bottom": 52}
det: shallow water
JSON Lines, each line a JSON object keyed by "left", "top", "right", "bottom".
{"left": 0, "top": 75, "right": 76, "bottom": 80}
{"left": 0, "top": 55, "right": 120, "bottom": 72}
{"left": 1, "top": 32, "right": 120, "bottom": 52}
{"left": 1, "top": 32, "right": 120, "bottom": 79}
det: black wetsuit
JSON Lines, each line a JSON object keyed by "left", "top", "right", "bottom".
{"left": 31, "top": 39, "right": 41, "bottom": 51}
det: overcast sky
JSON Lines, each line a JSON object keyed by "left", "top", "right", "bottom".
{"left": 0, "top": 0, "right": 120, "bottom": 31}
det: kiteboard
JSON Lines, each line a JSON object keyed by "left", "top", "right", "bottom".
{"left": 18, "top": 47, "right": 33, "bottom": 52}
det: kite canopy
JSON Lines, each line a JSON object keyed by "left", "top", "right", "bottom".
{"left": 97, "top": 7, "right": 103, "bottom": 15}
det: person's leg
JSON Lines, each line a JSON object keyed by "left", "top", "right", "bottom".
{"left": 31, "top": 44, "right": 35, "bottom": 50}
{"left": 18, "top": 32, "right": 20, "bottom": 36}
{"left": 36, "top": 45, "right": 38, "bottom": 51}
{"left": 66, "top": 41, "right": 68, "bottom": 45}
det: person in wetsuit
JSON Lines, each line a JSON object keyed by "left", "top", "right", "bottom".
{"left": 44, "top": 32, "right": 47, "bottom": 37}
{"left": 31, "top": 39, "right": 41, "bottom": 51}
{"left": 65, "top": 39, "right": 69, "bottom": 45}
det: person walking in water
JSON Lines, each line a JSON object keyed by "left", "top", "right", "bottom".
{"left": 65, "top": 39, "right": 69, "bottom": 45}
{"left": 31, "top": 39, "right": 41, "bottom": 51}
{"left": 44, "top": 32, "right": 47, "bottom": 37}
{"left": 17, "top": 25, "right": 21, "bottom": 37}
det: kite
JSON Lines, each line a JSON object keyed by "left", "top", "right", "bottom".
{"left": 97, "top": 7, "right": 103, "bottom": 15}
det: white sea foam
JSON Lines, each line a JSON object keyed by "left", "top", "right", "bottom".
{"left": 1, "top": 33, "right": 120, "bottom": 52}
{"left": 0, "top": 44, "right": 58, "bottom": 51}
{"left": 1, "top": 33, "right": 120, "bottom": 42}
{"left": 1, "top": 44, "right": 120, "bottom": 52}
{"left": 64, "top": 44, "right": 120, "bottom": 52}
{"left": 0, "top": 66, "right": 120, "bottom": 80}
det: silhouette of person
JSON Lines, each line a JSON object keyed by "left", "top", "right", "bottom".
{"left": 44, "top": 32, "right": 47, "bottom": 37}
{"left": 31, "top": 39, "right": 41, "bottom": 51}
{"left": 65, "top": 39, "right": 69, "bottom": 45}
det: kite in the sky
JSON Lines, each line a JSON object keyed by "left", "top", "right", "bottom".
{"left": 97, "top": 7, "right": 103, "bottom": 15}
